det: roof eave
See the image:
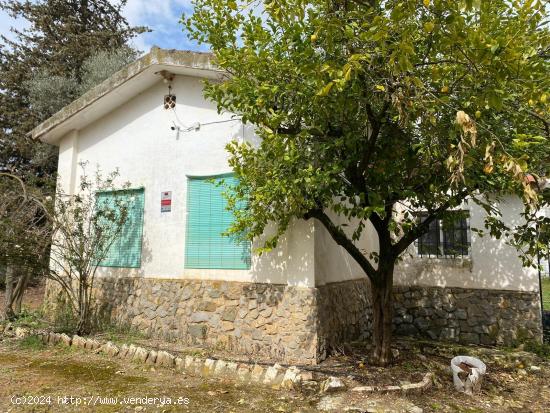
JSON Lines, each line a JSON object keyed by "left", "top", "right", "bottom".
{"left": 31, "top": 47, "right": 222, "bottom": 144}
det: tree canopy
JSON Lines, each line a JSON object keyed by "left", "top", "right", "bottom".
{"left": 0, "top": 0, "right": 146, "bottom": 181}
{"left": 185, "top": 0, "right": 550, "bottom": 364}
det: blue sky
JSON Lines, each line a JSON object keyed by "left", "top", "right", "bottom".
{"left": 0, "top": 0, "right": 206, "bottom": 53}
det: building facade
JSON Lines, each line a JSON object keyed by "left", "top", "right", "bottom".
{"left": 34, "top": 48, "right": 543, "bottom": 364}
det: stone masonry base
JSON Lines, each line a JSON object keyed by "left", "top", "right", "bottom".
{"left": 317, "top": 279, "right": 543, "bottom": 352}
{"left": 44, "top": 277, "right": 542, "bottom": 365}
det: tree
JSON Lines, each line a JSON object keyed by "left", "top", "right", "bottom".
{"left": 25, "top": 46, "right": 139, "bottom": 119}
{"left": 47, "top": 164, "right": 132, "bottom": 334}
{"left": 185, "top": 0, "right": 550, "bottom": 365}
{"left": 0, "top": 0, "right": 146, "bottom": 179}
{"left": 0, "top": 0, "right": 146, "bottom": 318}
{"left": 0, "top": 173, "right": 51, "bottom": 320}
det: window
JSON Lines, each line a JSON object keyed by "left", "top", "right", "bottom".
{"left": 416, "top": 212, "right": 470, "bottom": 258}
{"left": 185, "top": 175, "right": 251, "bottom": 270}
{"left": 96, "top": 188, "right": 145, "bottom": 268}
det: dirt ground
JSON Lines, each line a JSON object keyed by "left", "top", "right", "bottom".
{"left": 0, "top": 282, "right": 45, "bottom": 313}
{"left": 0, "top": 338, "right": 321, "bottom": 413}
{"left": 1, "top": 335, "right": 549, "bottom": 413}
{"left": 1, "top": 284, "right": 550, "bottom": 412}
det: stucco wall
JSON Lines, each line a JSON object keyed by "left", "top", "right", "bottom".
{"left": 55, "top": 73, "right": 539, "bottom": 293}
{"left": 314, "top": 198, "right": 539, "bottom": 292}
{"left": 56, "top": 75, "right": 315, "bottom": 287}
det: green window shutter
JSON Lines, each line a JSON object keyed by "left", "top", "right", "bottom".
{"left": 97, "top": 188, "right": 145, "bottom": 268}
{"left": 185, "top": 175, "right": 251, "bottom": 270}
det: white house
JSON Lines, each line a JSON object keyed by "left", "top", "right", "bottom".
{"left": 32, "top": 47, "right": 544, "bottom": 364}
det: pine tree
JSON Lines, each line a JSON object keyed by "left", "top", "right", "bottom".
{"left": 0, "top": 0, "right": 147, "bottom": 182}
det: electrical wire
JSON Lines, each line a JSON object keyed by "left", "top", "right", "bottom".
{"left": 170, "top": 107, "right": 242, "bottom": 132}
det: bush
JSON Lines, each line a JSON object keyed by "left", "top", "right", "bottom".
{"left": 18, "top": 335, "right": 46, "bottom": 350}
{"left": 525, "top": 341, "right": 550, "bottom": 360}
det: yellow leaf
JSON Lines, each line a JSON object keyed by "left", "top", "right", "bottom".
{"left": 475, "top": 110, "right": 481, "bottom": 118}
{"left": 424, "top": 21, "right": 435, "bottom": 33}
{"left": 310, "top": 33, "right": 318, "bottom": 42}
{"left": 484, "top": 164, "right": 494, "bottom": 174}
{"left": 344, "top": 67, "right": 352, "bottom": 82}
{"left": 441, "top": 85, "right": 449, "bottom": 93}
{"left": 317, "top": 81, "right": 334, "bottom": 96}
{"left": 541, "top": 93, "right": 547, "bottom": 103}
{"left": 375, "top": 84, "right": 385, "bottom": 92}
{"left": 423, "top": 0, "right": 431, "bottom": 6}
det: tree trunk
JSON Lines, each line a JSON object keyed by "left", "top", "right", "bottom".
{"left": 12, "top": 271, "right": 30, "bottom": 315}
{"left": 3, "top": 265, "right": 16, "bottom": 321}
{"left": 370, "top": 261, "right": 394, "bottom": 366}
{"left": 76, "top": 278, "right": 90, "bottom": 335}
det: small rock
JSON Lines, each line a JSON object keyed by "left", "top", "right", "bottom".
{"left": 146, "top": 350, "right": 157, "bottom": 365}
{"left": 529, "top": 365, "right": 541, "bottom": 372}
{"left": 184, "top": 355, "right": 195, "bottom": 370}
{"left": 213, "top": 360, "right": 228, "bottom": 376}
{"left": 281, "top": 366, "right": 302, "bottom": 389}
{"left": 15, "top": 327, "right": 30, "bottom": 338}
{"left": 101, "top": 341, "right": 119, "bottom": 357}
{"left": 321, "top": 376, "right": 346, "bottom": 393}
{"left": 250, "top": 364, "right": 265, "bottom": 382}
{"left": 156, "top": 351, "right": 175, "bottom": 368}
{"left": 59, "top": 334, "right": 72, "bottom": 346}
{"left": 72, "top": 335, "right": 87, "bottom": 348}
{"left": 300, "top": 371, "right": 313, "bottom": 381}
{"left": 201, "top": 358, "right": 216, "bottom": 375}
{"left": 133, "top": 347, "right": 149, "bottom": 363}
{"left": 263, "top": 363, "right": 284, "bottom": 386}
{"left": 236, "top": 364, "right": 251, "bottom": 382}
{"left": 408, "top": 406, "right": 423, "bottom": 413}
{"left": 174, "top": 357, "right": 185, "bottom": 372}
{"left": 125, "top": 344, "right": 137, "bottom": 359}
{"left": 85, "top": 338, "right": 101, "bottom": 350}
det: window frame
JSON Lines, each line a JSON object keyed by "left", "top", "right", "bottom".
{"left": 415, "top": 210, "right": 471, "bottom": 259}
{"left": 95, "top": 187, "right": 145, "bottom": 269}
{"left": 184, "top": 173, "right": 251, "bottom": 270}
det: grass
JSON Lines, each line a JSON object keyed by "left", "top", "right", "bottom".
{"left": 10, "top": 308, "right": 48, "bottom": 330}
{"left": 18, "top": 335, "right": 46, "bottom": 350}
{"left": 542, "top": 277, "right": 550, "bottom": 311}
{"left": 94, "top": 320, "right": 146, "bottom": 345}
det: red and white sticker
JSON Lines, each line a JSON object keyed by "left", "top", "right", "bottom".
{"left": 161, "top": 191, "right": 172, "bottom": 212}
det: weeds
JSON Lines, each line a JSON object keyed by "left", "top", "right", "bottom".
{"left": 18, "top": 335, "right": 45, "bottom": 350}
{"left": 94, "top": 320, "right": 145, "bottom": 345}
{"left": 10, "top": 309, "right": 47, "bottom": 329}
{"left": 524, "top": 341, "right": 550, "bottom": 360}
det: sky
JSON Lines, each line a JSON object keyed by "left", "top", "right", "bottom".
{"left": 0, "top": 0, "right": 206, "bottom": 53}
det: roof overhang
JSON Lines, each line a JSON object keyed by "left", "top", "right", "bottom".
{"left": 31, "top": 47, "right": 223, "bottom": 145}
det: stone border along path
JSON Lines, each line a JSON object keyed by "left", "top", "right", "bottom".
{"left": 4, "top": 325, "right": 433, "bottom": 394}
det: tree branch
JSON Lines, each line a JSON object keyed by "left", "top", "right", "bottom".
{"left": 391, "top": 189, "right": 469, "bottom": 256}
{"left": 306, "top": 209, "right": 378, "bottom": 281}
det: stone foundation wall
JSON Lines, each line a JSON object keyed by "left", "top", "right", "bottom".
{"left": 316, "top": 279, "right": 543, "bottom": 349}
{"left": 93, "top": 277, "right": 320, "bottom": 365}
{"left": 317, "top": 279, "right": 372, "bottom": 359}
{"left": 44, "top": 277, "right": 542, "bottom": 365}
{"left": 393, "top": 285, "right": 542, "bottom": 345}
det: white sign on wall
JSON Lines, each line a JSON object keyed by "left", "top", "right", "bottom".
{"left": 161, "top": 191, "right": 172, "bottom": 212}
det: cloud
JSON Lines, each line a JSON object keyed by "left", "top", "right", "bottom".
{"left": 121, "top": 0, "right": 206, "bottom": 53}
{"left": 0, "top": 1, "right": 206, "bottom": 53}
